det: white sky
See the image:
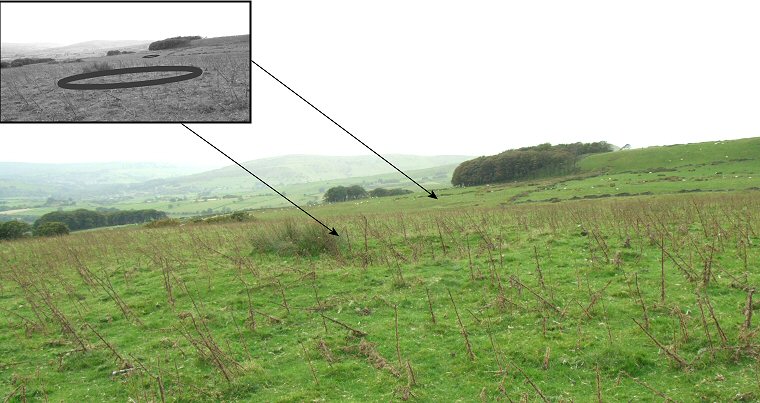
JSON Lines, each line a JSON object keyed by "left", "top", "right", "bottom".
{"left": 0, "top": 2, "right": 249, "bottom": 44}
{"left": 2, "top": 0, "right": 759, "bottom": 167}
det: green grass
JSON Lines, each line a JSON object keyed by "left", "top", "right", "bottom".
{"left": 578, "top": 137, "right": 760, "bottom": 172}
{"left": 1, "top": 191, "right": 758, "bottom": 401}
{"left": 1, "top": 137, "right": 759, "bottom": 400}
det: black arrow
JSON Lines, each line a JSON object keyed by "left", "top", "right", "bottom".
{"left": 181, "top": 124, "right": 339, "bottom": 236}
{"left": 251, "top": 59, "right": 438, "bottom": 200}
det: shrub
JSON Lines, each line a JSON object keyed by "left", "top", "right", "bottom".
{"left": 106, "top": 50, "right": 135, "bottom": 56}
{"left": 230, "top": 211, "right": 250, "bottom": 222}
{"left": 81, "top": 62, "right": 113, "bottom": 73}
{"left": 144, "top": 218, "right": 181, "bottom": 228}
{"left": 148, "top": 36, "right": 201, "bottom": 51}
{"left": 0, "top": 61, "right": 8, "bottom": 69}
{"left": 251, "top": 221, "right": 339, "bottom": 257}
{"left": 0, "top": 220, "right": 32, "bottom": 240}
{"left": 35, "top": 222, "right": 70, "bottom": 237}
{"left": 192, "top": 211, "right": 255, "bottom": 225}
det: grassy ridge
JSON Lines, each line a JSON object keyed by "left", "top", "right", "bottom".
{"left": 578, "top": 137, "right": 760, "bottom": 172}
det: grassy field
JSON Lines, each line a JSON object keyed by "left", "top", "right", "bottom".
{"left": 1, "top": 190, "right": 759, "bottom": 401}
{"left": 0, "top": 35, "right": 249, "bottom": 122}
{"left": 1, "top": 138, "right": 759, "bottom": 401}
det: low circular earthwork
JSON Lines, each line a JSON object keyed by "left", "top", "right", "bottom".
{"left": 57, "top": 66, "right": 202, "bottom": 90}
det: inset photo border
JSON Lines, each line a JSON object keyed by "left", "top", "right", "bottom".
{"left": 0, "top": 1, "right": 251, "bottom": 123}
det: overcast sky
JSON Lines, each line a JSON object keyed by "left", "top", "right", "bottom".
{"left": 0, "top": 2, "right": 249, "bottom": 45}
{"left": 1, "top": 0, "right": 759, "bottom": 167}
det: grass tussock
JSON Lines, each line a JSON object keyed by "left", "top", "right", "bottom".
{"left": 144, "top": 218, "right": 181, "bottom": 228}
{"left": 251, "top": 220, "right": 339, "bottom": 257}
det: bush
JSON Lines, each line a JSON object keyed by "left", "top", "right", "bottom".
{"left": 81, "top": 62, "right": 113, "bottom": 73}
{"left": 148, "top": 36, "right": 201, "bottom": 51}
{"left": 0, "top": 61, "right": 8, "bottom": 69}
{"left": 144, "top": 218, "right": 181, "bottom": 228}
{"left": 0, "top": 220, "right": 32, "bottom": 240}
{"left": 230, "top": 211, "right": 250, "bottom": 222}
{"left": 251, "top": 221, "right": 339, "bottom": 257}
{"left": 368, "top": 188, "right": 413, "bottom": 198}
{"left": 106, "top": 50, "right": 135, "bottom": 56}
{"left": 35, "top": 222, "right": 70, "bottom": 237}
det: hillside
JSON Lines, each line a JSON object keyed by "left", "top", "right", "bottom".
{"left": 141, "top": 154, "right": 472, "bottom": 193}
{"left": 578, "top": 137, "right": 760, "bottom": 173}
{"left": 0, "top": 162, "right": 212, "bottom": 198}
{"left": 188, "top": 35, "right": 249, "bottom": 48}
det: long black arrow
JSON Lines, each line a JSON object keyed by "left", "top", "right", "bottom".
{"left": 181, "top": 124, "right": 339, "bottom": 236}
{"left": 251, "top": 59, "right": 438, "bottom": 200}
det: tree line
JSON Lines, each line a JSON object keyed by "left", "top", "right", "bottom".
{"left": 33, "top": 208, "right": 167, "bottom": 232}
{"left": 323, "top": 186, "right": 413, "bottom": 203}
{"left": 451, "top": 142, "right": 613, "bottom": 187}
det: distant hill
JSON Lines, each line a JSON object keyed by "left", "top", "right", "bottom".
{"left": 0, "top": 155, "right": 470, "bottom": 200}
{"left": 46, "top": 39, "right": 152, "bottom": 52}
{"left": 140, "top": 154, "right": 472, "bottom": 193}
{"left": 1, "top": 39, "right": 152, "bottom": 59}
{"left": 0, "top": 162, "right": 211, "bottom": 198}
{"left": 0, "top": 42, "right": 62, "bottom": 58}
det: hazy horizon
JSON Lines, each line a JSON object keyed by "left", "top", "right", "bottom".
{"left": 1, "top": 34, "right": 249, "bottom": 48}
{"left": 0, "top": 152, "right": 476, "bottom": 169}
{"left": 0, "top": 3, "right": 249, "bottom": 45}
{"left": 1, "top": 136, "right": 756, "bottom": 167}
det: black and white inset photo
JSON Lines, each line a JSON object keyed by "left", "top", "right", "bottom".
{"left": 0, "top": 1, "right": 250, "bottom": 123}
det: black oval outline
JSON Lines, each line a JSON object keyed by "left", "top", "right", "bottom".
{"left": 57, "top": 66, "right": 202, "bottom": 90}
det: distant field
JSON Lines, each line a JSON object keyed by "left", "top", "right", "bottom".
{"left": 1, "top": 191, "right": 758, "bottom": 401}
{"left": 0, "top": 35, "right": 250, "bottom": 122}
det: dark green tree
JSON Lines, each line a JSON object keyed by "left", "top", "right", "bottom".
{"left": 323, "top": 185, "right": 369, "bottom": 203}
{"left": 34, "top": 208, "right": 167, "bottom": 231}
{"left": 0, "top": 221, "right": 32, "bottom": 240}
{"left": 35, "top": 222, "right": 70, "bottom": 237}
